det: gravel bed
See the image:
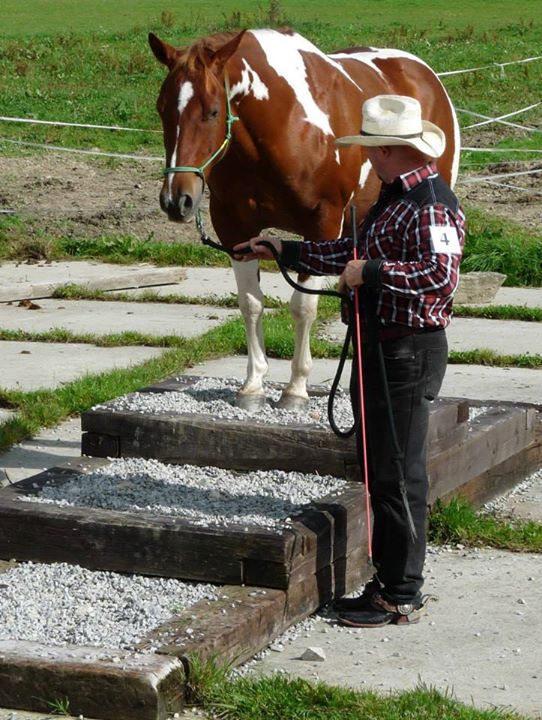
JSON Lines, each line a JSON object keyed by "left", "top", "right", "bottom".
{"left": 21, "top": 457, "right": 347, "bottom": 530}
{"left": 94, "top": 376, "right": 354, "bottom": 430}
{"left": 0, "top": 561, "right": 218, "bottom": 651}
{"left": 483, "top": 467, "right": 542, "bottom": 516}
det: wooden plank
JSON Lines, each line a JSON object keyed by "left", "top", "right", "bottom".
{"left": 81, "top": 396, "right": 466, "bottom": 476}
{"left": 148, "top": 545, "right": 369, "bottom": 668}
{"left": 0, "top": 640, "right": 184, "bottom": 720}
{"left": 0, "top": 472, "right": 295, "bottom": 586}
{"left": 0, "top": 463, "right": 367, "bottom": 590}
{"left": 428, "top": 407, "right": 536, "bottom": 504}
{"left": 439, "top": 412, "right": 542, "bottom": 508}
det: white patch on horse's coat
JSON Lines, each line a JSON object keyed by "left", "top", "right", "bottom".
{"left": 251, "top": 29, "right": 333, "bottom": 135}
{"left": 335, "top": 149, "right": 341, "bottom": 165}
{"left": 359, "top": 159, "right": 372, "bottom": 189}
{"left": 230, "top": 59, "right": 269, "bottom": 101}
{"left": 330, "top": 48, "right": 432, "bottom": 78}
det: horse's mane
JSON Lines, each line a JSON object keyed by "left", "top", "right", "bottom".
{"left": 176, "top": 27, "right": 297, "bottom": 74}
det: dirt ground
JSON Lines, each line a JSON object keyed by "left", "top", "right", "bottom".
{"left": 0, "top": 152, "right": 540, "bottom": 249}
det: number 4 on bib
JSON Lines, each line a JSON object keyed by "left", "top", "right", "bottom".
{"left": 429, "top": 225, "right": 461, "bottom": 255}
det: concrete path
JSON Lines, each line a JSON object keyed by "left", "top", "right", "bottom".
{"left": 0, "top": 341, "right": 162, "bottom": 391}
{"left": 0, "top": 299, "right": 237, "bottom": 339}
{"left": 0, "top": 261, "right": 540, "bottom": 720}
{"left": 0, "top": 261, "right": 186, "bottom": 302}
{"left": 252, "top": 547, "right": 542, "bottom": 719}
{"left": 320, "top": 316, "right": 542, "bottom": 357}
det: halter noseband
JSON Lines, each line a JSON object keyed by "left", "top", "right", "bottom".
{"left": 162, "top": 77, "right": 238, "bottom": 180}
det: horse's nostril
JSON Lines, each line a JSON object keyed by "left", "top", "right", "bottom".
{"left": 178, "top": 194, "right": 194, "bottom": 216}
{"left": 159, "top": 193, "right": 170, "bottom": 213}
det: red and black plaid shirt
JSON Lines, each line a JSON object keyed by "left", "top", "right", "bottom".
{"left": 292, "top": 163, "right": 465, "bottom": 329}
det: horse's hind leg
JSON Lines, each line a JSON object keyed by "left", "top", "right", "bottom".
{"left": 276, "top": 275, "right": 325, "bottom": 411}
{"left": 231, "top": 258, "right": 269, "bottom": 409}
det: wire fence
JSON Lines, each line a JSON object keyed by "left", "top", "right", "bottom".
{"left": 0, "top": 53, "right": 540, "bottom": 191}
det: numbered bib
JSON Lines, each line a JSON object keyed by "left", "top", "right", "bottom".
{"left": 429, "top": 225, "right": 461, "bottom": 255}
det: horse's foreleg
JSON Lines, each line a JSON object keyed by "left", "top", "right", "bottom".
{"left": 231, "top": 258, "right": 268, "bottom": 409}
{"left": 276, "top": 275, "right": 326, "bottom": 411}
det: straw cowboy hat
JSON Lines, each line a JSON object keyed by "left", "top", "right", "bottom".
{"left": 336, "top": 94, "right": 446, "bottom": 158}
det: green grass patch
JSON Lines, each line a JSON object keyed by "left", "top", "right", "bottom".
{"left": 186, "top": 657, "right": 528, "bottom": 720}
{"left": 448, "top": 349, "right": 542, "bottom": 369}
{"left": 463, "top": 208, "right": 542, "bottom": 287}
{"left": 50, "top": 283, "right": 285, "bottom": 309}
{"left": 429, "top": 497, "right": 542, "bottom": 553}
{"left": 0, "top": 2, "right": 541, "bottom": 166}
{"left": 2, "top": 206, "right": 542, "bottom": 290}
{"left": 454, "top": 305, "right": 542, "bottom": 322}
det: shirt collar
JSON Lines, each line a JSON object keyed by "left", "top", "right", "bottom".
{"left": 380, "top": 161, "right": 438, "bottom": 197}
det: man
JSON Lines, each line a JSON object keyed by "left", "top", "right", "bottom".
{"left": 233, "top": 95, "right": 465, "bottom": 627}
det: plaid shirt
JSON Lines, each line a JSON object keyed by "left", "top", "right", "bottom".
{"left": 291, "top": 163, "right": 465, "bottom": 329}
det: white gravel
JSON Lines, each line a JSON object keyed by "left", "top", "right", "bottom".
{"left": 20, "top": 457, "right": 347, "bottom": 529}
{"left": 95, "top": 376, "right": 354, "bottom": 430}
{"left": 483, "top": 467, "right": 542, "bottom": 516}
{"left": 0, "top": 562, "right": 218, "bottom": 651}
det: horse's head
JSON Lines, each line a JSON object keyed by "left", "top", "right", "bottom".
{"left": 149, "top": 31, "right": 245, "bottom": 223}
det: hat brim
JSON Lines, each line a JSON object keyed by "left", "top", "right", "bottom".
{"left": 336, "top": 120, "right": 446, "bottom": 159}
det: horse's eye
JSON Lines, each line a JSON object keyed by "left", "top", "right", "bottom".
{"left": 205, "top": 108, "right": 219, "bottom": 121}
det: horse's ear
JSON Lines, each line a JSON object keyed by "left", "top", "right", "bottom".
{"left": 148, "top": 32, "right": 181, "bottom": 69}
{"left": 209, "top": 30, "right": 247, "bottom": 72}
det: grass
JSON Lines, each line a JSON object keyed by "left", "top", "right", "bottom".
{"left": 453, "top": 305, "right": 542, "bottom": 322}
{"left": 2, "top": 204, "right": 541, "bottom": 287}
{"left": 429, "top": 497, "right": 542, "bottom": 553}
{"left": 185, "top": 657, "right": 529, "bottom": 720}
{"left": 49, "top": 284, "right": 542, "bottom": 321}
{"left": 0, "top": 2, "right": 540, "bottom": 163}
{"left": 463, "top": 208, "right": 542, "bottom": 287}
{"left": 447, "top": 349, "right": 542, "bottom": 369}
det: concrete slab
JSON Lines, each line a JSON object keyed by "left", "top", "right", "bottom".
{"left": 0, "top": 261, "right": 186, "bottom": 302}
{"left": 122, "top": 268, "right": 542, "bottom": 309}
{"left": 320, "top": 317, "right": 542, "bottom": 357}
{"left": 485, "top": 286, "right": 542, "bottom": 309}
{"left": 446, "top": 318, "right": 542, "bottom": 356}
{"left": 0, "top": 418, "right": 81, "bottom": 486}
{"left": 122, "top": 266, "right": 333, "bottom": 303}
{"left": 0, "top": 299, "right": 237, "bottom": 338}
{"left": 252, "top": 547, "right": 542, "bottom": 719}
{"left": 0, "top": 342, "right": 162, "bottom": 392}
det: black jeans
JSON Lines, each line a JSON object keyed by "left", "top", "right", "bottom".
{"left": 350, "top": 329, "right": 448, "bottom": 602}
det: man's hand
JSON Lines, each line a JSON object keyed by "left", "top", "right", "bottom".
{"left": 338, "top": 259, "right": 367, "bottom": 294}
{"left": 232, "top": 235, "right": 282, "bottom": 262}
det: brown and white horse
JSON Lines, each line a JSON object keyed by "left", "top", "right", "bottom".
{"left": 149, "top": 28, "right": 460, "bottom": 410}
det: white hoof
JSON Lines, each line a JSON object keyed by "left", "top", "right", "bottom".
{"left": 274, "top": 393, "right": 310, "bottom": 412}
{"left": 235, "top": 392, "right": 268, "bottom": 411}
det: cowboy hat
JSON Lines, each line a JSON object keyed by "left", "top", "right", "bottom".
{"left": 336, "top": 95, "right": 446, "bottom": 158}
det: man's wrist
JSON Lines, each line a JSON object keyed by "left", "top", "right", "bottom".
{"left": 362, "top": 259, "right": 383, "bottom": 288}
{"left": 280, "top": 240, "right": 302, "bottom": 270}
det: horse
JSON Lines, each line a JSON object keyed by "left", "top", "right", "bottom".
{"left": 149, "top": 28, "right": 460, "bottom": 411}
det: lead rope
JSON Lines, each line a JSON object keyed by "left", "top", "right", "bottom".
{"left": 196, "top": 208, "right": 417, "bottom": 546}
{"left": 196, "top": 206, "right": 373, "bottom": 559}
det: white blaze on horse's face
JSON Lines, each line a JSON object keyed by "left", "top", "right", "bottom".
{"left": 167, "top": 81, "right": 195, "bottom": 195}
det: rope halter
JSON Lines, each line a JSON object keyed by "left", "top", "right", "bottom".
{"left": 162, "top": 77, "right": 238, "bottom": 180}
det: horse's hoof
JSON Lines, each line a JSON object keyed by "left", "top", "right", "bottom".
{"left": 235, "top": 393, "right": 268, "bottom": 411}
{"left": 275, "top": 393, "right": 310, "bottom": 412}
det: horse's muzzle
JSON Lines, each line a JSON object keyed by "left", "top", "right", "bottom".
{"left": 160, "top": 191, "right": 197, "bottom": 222}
